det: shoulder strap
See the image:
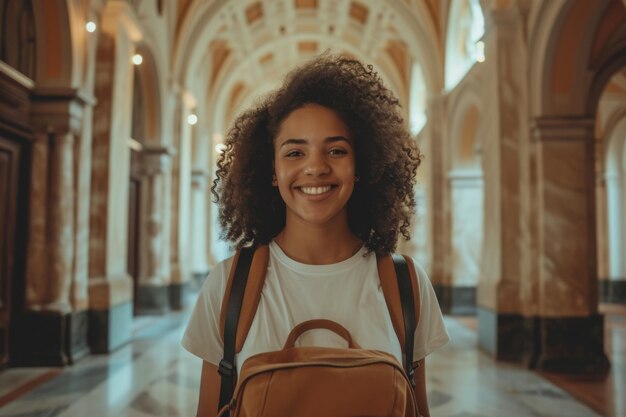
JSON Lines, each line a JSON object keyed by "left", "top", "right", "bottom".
{"left": 218, "top": 247, "right": 420, "bottom": 411}
{"left": 217, "top": 245, "right": 269, "bottom": 414}
{"left": 377, "top": 253, "right": 421, "bottom": 384}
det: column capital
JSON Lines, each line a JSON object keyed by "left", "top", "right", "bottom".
{"left": 139, "top": 144, "right": 175, "bottom": 176}
{"left": 31, "top": 88, "right": 96, "bottom": 136}
{"left": 531, "top": 116, "right": 595, "bottom": 143}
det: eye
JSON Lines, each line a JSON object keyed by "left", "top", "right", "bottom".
{"left": 329, "top": 148, "right": 348, "bottom": 156}
{"left": 285, "top": 149, "right": 303, "bottom": 158}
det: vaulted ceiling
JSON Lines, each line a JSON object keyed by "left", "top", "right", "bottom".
{"left": 173, "top": 0, "right": 443, "bottom": 131}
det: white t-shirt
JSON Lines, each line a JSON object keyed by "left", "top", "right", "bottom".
{"left": 182, "top": 241, "right": 449, "bottom": 373}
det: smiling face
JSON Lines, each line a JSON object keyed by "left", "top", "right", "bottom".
{"left": 273, "top": 104, "right": 356, "bottom": 230}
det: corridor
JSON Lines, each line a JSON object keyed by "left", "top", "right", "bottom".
{"left": 2, "top": 0, "right": 626, "bottom": 416}
{"left": 0, "top": 300, "right": 623, "bottom": 417}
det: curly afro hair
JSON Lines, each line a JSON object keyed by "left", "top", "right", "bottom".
{"left": 211, "top": 54, "right": 421, "bottom": 254}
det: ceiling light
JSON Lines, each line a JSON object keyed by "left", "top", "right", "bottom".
{"left": 132, "top": 54, "right": 143, "bottom": 65}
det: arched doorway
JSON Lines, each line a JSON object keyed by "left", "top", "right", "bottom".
{"left": 596, "top": 71, "right": 626, "bottom": 305}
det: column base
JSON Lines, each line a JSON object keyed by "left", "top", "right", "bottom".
{"left": 88, "top": 301, "right": 132, "bottom": 353}
{"left": 529, "top": 315, "right": 610, "bottom": 374}
{"left": 478, "top": 307, "right": 529, "bottom": 362}
{"left": 599, "top": 279, "right": 626, "bottom": 304}
{"left": 478, "top": 307, "right": 611, "bottom": 374}
{"left": 169, "top": 282, "right": 190, "bottom": 310}
{"left": 135, "top": 284, "right": 170, "bottom": 315}
{"left": 434, "top": 284, "right": 476, "bottom": 315}
{"left": 11, "top": 309, "right": 89, "bottom": 366}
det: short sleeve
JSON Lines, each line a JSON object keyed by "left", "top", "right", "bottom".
{"left": 181, "top": 257, "right": 234, "bottom": 365}
{"left": 412, "top": 261, "right": 450, "bottom": 360}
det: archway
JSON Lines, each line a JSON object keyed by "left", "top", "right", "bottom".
{"left": 523, "top": 0, "right": 626, "bottom": 372}
{"left": 596, "top": 71, "right": 626, "bottom": 305}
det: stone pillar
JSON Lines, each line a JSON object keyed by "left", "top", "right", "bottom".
{"left": 604, "top": 170, "right": 626, "bottom": 300}
{"left": 190, "top": 169, "right": 211, "bottom": 284}
{"left": 17, "top": 90, "right": 93, "bottom": 366}
{"left": 49, "top": 132, "right": 75, "bottom": 308}
{"left": 425, "top": 96, "right": 454, "bottom": 307}
{"left": 447, "top": 170, "right": 483, "bottom": 315}
{"left": 169, "top": 92, "right": 193, "bottom": 309}
{"left": 134, "top": 145, "right": 174, "bottom": 314}
{"left": 87, "top": 1, "right": 140, "bottom": 352}
{"left": 476, "top": 5, "right": 526, "bottom": 362}
{"left": 528, "top": 117, "right": 610, "bottom": 373}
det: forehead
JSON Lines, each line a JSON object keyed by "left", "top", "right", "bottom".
{"left": 275, "top": 104, "right": 351, "bottom": 142}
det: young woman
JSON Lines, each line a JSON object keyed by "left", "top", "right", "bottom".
{"left": 182, "top": 55, "right": 449, "bottom": 417}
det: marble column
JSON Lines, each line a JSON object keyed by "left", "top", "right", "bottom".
{"left": 476, "top": 5, "right": 526, "bottom": 362}
{"left": 602, "top": 168, "right": 626, "bottom": 302}
{"left": 169, "top": 93, "right": 193, "bottom": 310}
{"left": 17, "top": 90, "right": 93, "bottom": 366}
{"left": 528, "top": 117, "right": 609, "bottom": 373}
{"left": 87, "top": 1, "right": 140, "bottom": 352}
{"left": 447, "top": 170, "right": 483, "bottom": 315}
{"left": 48, "top": 131, "right": 75, "bottom": 309}
{"left": 134, "top": 145, "right": 174, "bottom": 314}
{"left": 425, "top": 96, "right": 454, "bottom": 310}
{"left": 190, "top": 169, "right": 211, "bottom": 284}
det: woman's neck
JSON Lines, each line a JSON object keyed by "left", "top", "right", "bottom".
{"left": 274, "top": 223, "right": 362, "bottom": 265}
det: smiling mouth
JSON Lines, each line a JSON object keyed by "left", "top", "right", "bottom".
{"left": 298, "top": 185, "right": 334, "bottom": 195}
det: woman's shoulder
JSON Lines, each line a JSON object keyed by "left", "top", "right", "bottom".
{"left": 397, "top": 254, "right": 431, "bottom": 293}
{"left": 199, "top": 254, "right": 236, "bottom": 295}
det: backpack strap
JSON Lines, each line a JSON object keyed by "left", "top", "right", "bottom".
{"left": 217, "top": 245, "right": 269, "bottom": 414}
{"left": 377, "top": 253, "right": 421, "bottom": 384}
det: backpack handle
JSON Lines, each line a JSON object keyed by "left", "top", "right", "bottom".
{"left": 283, "top": 319, "right": 361, "bottom": 349}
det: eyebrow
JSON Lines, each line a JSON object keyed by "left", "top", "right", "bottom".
{"left": 279, "top": 136, "right": 351, "bottom": 148}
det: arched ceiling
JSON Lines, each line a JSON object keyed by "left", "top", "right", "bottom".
{"left": 173, "top": 0, "right": 443, "bottom": 132}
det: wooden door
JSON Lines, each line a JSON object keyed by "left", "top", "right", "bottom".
{"left": 0, "top": 69, "right": 32, "bottom": 368}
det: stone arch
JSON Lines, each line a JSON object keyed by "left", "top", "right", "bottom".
{"left": 530, "top": 0, "right": 626, "bottom": 298}
{"left": 132, "top": 43, "right": 162, "bottom": 143}
{"left": 444, "top": 0, "right": 484, "bottom": 91}
{"left": 529, "top": 0, "right": 626, "bottom": 117}
{"left": 515, "top": 0, "right": 626, "bottom": 373}
{"left": 173, "top": 0, "right": 443, "bottom": 96}
{"left": 30, "top": 0, "right": 80, "bottom": 87}
{"left": 209, "top": 36, "right": 405, "bottom": 134}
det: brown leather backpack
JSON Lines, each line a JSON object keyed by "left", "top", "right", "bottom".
{"left": 217, "top": 245, "right": 421, "bottom": 417}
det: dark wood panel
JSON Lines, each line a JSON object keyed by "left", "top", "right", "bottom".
{"left": 0, "top": 136, "right": 21, "bottom": 368}
{"left": 0, "top": 72, "right": 32, "bottom": 133}
{"left": 0, "top": 69, "right": 32, "bottom": 368}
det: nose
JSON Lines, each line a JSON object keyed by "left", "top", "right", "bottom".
{"left": 304, "top": 153, "right": 330, "bottom": 176}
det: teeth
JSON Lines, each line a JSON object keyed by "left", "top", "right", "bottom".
{"left": 300, "top": 186, "right": 332, "bottom": 195}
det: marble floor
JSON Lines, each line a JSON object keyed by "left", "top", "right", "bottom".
{"left": 0, "top": 302, "right": 623, "bottom": 417}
